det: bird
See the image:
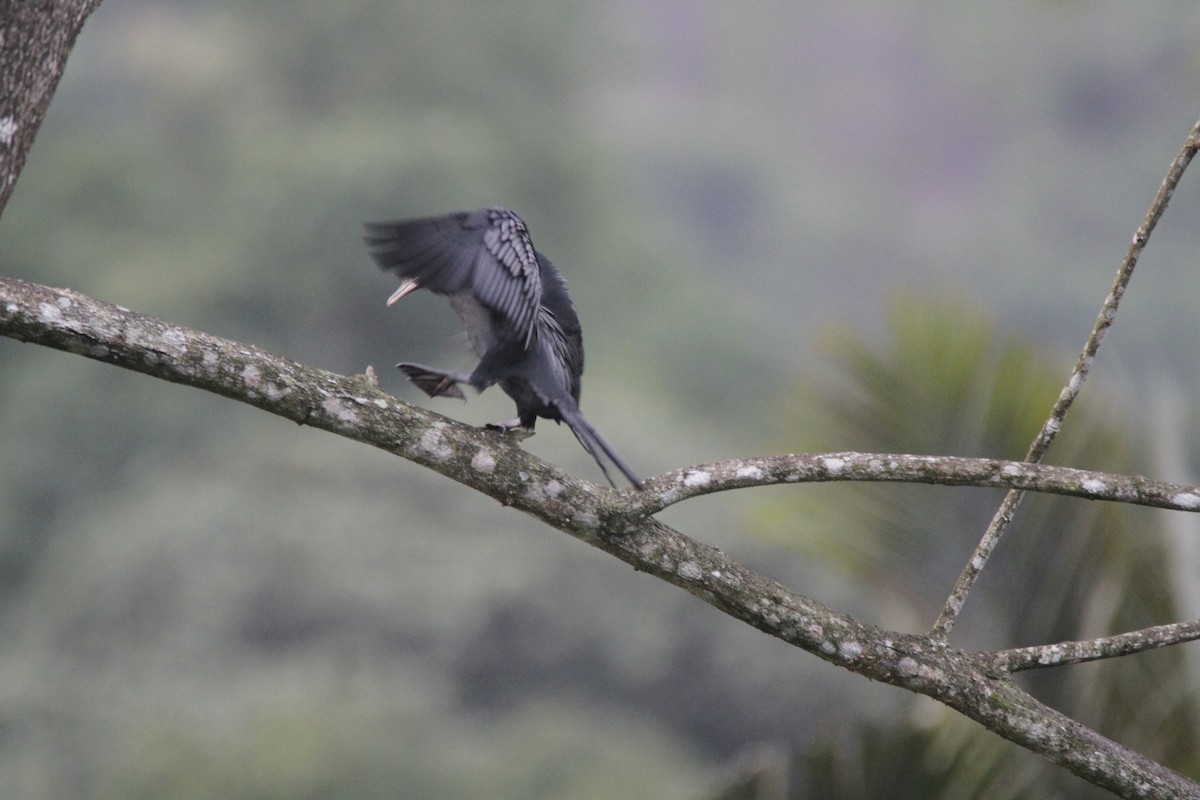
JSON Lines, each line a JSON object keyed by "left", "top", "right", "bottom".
{"left": 364, "top": 207, "right": 643, "bottom": 489}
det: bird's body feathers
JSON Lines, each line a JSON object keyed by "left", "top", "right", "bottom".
{"left": 365, "top": 207, "right": 641, "bottom": 488}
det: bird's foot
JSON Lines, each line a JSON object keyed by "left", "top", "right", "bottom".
{"left": 486, "top": 418, "right": 535, "bottom": 440}
{"left": 397, "top": 362, "right": 469, "bottom": 400}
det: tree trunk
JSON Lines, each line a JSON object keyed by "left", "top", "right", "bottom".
{"left": 0, "top": 0, "right": 102, "bottom": 217}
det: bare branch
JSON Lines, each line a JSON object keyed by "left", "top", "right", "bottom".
{"left": 635, "top": 452, "right": 1200, "bottom": 517}
{"left": 2, "top": 275, "right": 1198, "bottom": 799}
{"left": 991, "top": 620, "right": 1200, "bottom": 673}
{"left": 931, "top": 118, "right": 1200, "bottom": 641}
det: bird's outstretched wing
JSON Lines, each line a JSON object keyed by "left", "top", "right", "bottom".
{"left": 364, "top": 207, "right": 542, "bottom": 348}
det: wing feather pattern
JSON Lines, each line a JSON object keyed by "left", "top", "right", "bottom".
{"left": 364, "top": 207, "right": 542, "bottom": 349}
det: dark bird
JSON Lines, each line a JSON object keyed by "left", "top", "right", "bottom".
{"left": 364, "top": 207, "right": 643, "bottom": 489}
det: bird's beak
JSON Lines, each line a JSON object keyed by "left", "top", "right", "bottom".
{"left": 386, "top": 278, "right": 420, "bottom": 306}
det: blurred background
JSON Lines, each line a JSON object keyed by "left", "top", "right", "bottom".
{"left": 2, "top": 1, "right": 1200, "bottom": 797}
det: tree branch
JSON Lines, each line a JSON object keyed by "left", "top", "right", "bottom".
{"left": 990, "top": 619, "right": 1200, "bottom": 673}
{"left": 2, "top": 274, "right": 1198, "bottom": 799}
{"left": 931, "top": 117, "right": 1200, "bottom": 641}
{"left": 634, "top": 452, "right": 1200, "bottom": 516}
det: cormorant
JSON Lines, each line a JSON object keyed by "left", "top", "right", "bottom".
{"left": 364, "top": 207, "right": 643, "bottom": 489}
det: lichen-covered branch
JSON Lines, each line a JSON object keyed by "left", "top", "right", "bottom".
{"left": 2, "top": 275, "right": 1197, "bottom": 799}
{"left": 990, "top": 619, "right": 1200, "bottom": 673}
{"left": 0, "top": 277, "right": 610, "bottom": 522}
{"left": 932, "top": 117, "right": 1200, "bottom": 641}
{"left": 635, "top": 453, "right": 1200, "bottom": 517}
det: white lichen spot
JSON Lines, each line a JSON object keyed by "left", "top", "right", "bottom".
{"left": 123, "top": 322, "right": 150, "bottom": 347}
{"left": 1037, "top": 645, "right": 1065, "bottom": 665}
{"left": 416, "top": 423, "right": 452, "bottom": 459}
{"left": 1172, "top": 492, "right": 1200, "bottom": 510}
{"left": 658, "top": 488, "right": 683, "bottom": 505}
{"left": 264, "top": 383, "right": 291, "bottom": 401}
{"left": 867, "top": 458, "right": 884, "bottom": 472}
{"left": 0, "top": 116, "right": 17, "bottom": 147}
{"left": 820, "top": 640, "right": 836, "bottom": 655}
{"left": 160, "top": 327, "right": 187, "bottom": 354}
{"left": 574, "top": 509, "right": 599, "bottom": 529}
{"left": 471, "top": 449, "right": 496, "bottom": 474}
{"left": 5, "top": 302, "right": 17, "bottom": 314}
{"left": 735, "top": 465, "right": 763, "bottom": 480}
{"left": 683, "top": 470, "right": 711, "bottom": 488}
{"left": 637, "top": 541, "right": 661, "bottom": 564}
{"left": 241, "top": 365, "right": 261, "bottom": 386}
{"left": 1024, "top": 720, "right": 1050, "bottom": 745}
{"left": 1081, "top": 478, "right": 1106, "bottom": 495}
{"left": 36, "top": 302, "right": 61, "bottom": 322}
{"left": 896, "top": 657, "right": 919, "bottom": 678}
{"left": 544, "top": 480, "right": 564, "bottom": 498}
{"left": 919, "top": 663, "right": 947, "bottom": 683}
{"left": 677, "top": 560, "right": 703, "bottom": 581}
{"left": 88, "top": 344, "right": 109, "bottom": 358}
{"left": 821, "top": 456, "right": 847, "bottom": 475}
{"left": 56, "top": 295, "right": 71, "bottom": 309}
{"left": 322, "top": 396, "right": 361, "bottom": 429}
{"left": 972, "top": 555, "right": 986, "bottom": 570}
{"left": 371, "top": 398, "right": 388, "bottom": 409}
{"left": 711, "top": 570, "right": 722, "bottom": 579}
{"left": 838, "top": 640, "right": 863, "bottom": 660}
{"left": 1001, "top": 463, "right": 1022, "bottom": 477}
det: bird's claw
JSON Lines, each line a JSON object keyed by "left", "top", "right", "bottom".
{"left": 486, "top": 418, "right": 535, "bottom": 440}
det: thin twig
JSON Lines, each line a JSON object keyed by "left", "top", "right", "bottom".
{"left": 990, "top": 619, "right": 1200, "bottom": 673}
{"left": 930, "top": 118, "right": 1200, "bottom": 642}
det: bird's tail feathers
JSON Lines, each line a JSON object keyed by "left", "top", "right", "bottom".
{"left": 557, "top": 398, "right": 643, "bottom": 490}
